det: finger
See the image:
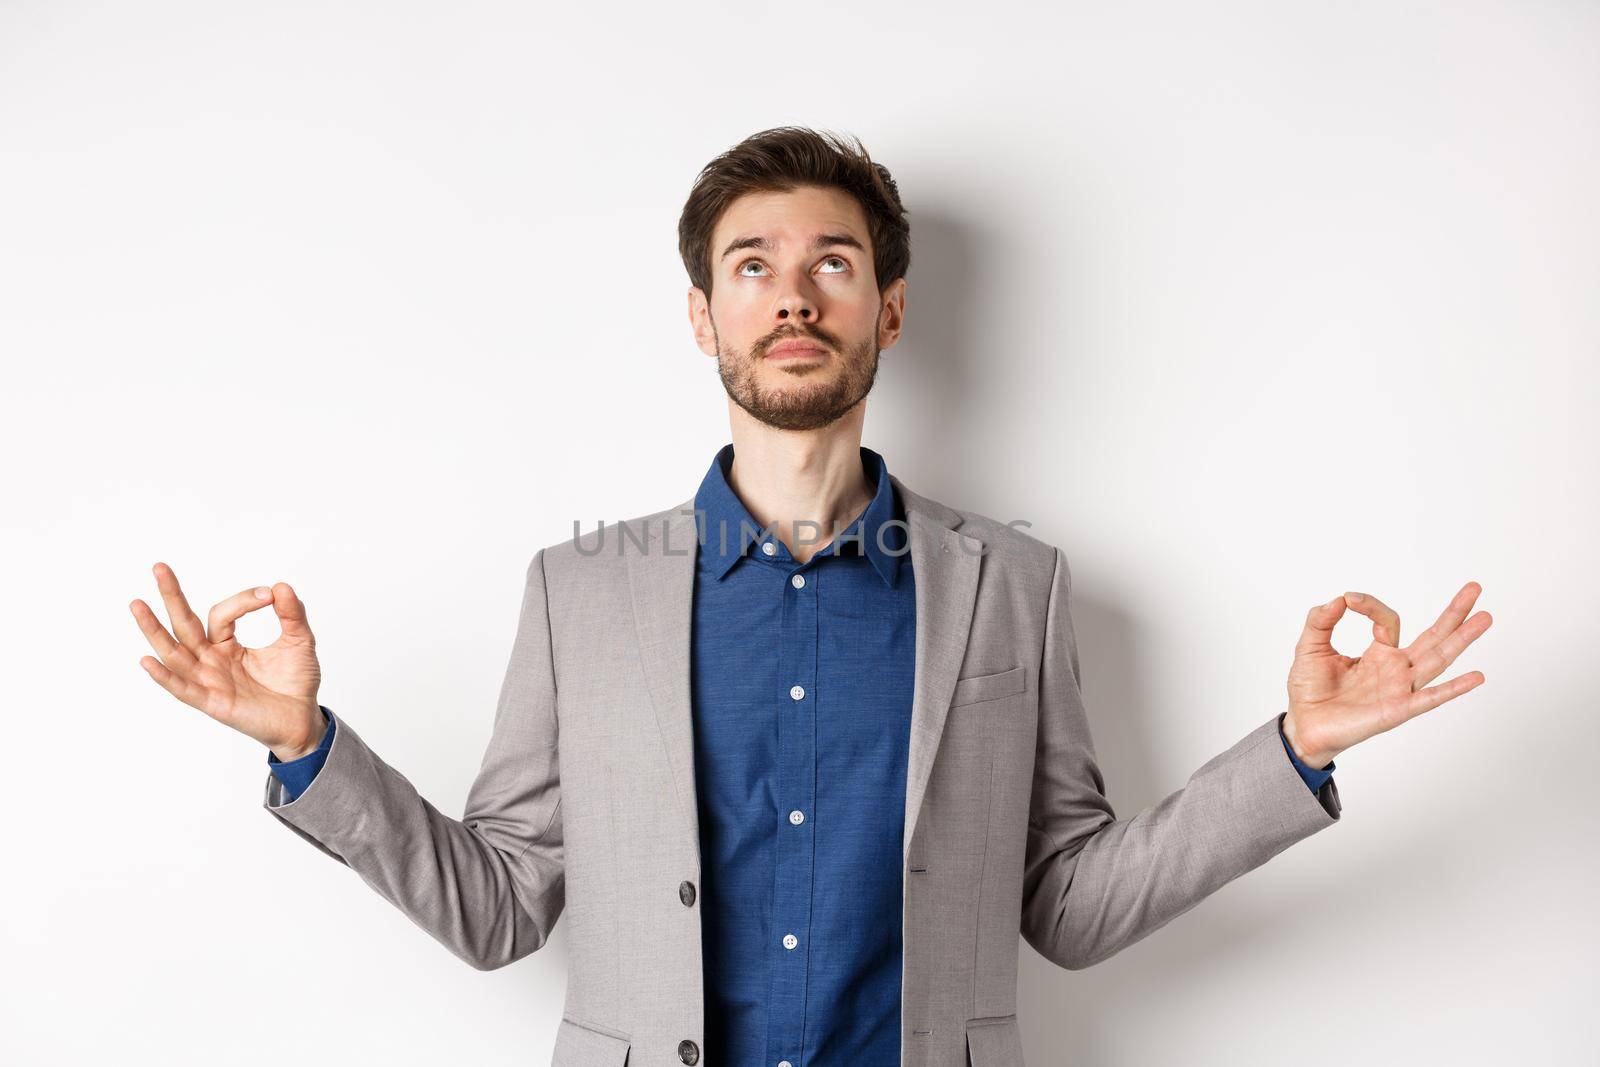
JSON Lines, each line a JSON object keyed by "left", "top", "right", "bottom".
{"left": 138, "top": 653, "right": 209, "bottom": 710}
{"left": 1344, "top": 591, "right": 1401, "bottom": 647}
{"left": 1410, "top": 610, "right": 1493, "bottom": 687}
{"left": 1406, "top": 669, "right": 1486, "bottom": 720}
{"left": 208, "top": 584, "right": 279, "bottom": 644}
{"left": 1294, "top": 595, "right": 1348, "bottom": 656}
{"left": 1405, "top": 581, "right": 1482, "bottom": 659}
{"left": 269, "top": 582, "right": 315, "bottom": 643}
{"left": 129, "top": 597, "right": 203, "bottom": 679}
{"left": 153, "top": 562, "right": 211, "bottom": 653}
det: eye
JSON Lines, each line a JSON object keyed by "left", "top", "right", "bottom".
{"left": 736, "top": 259, "right": 768, "bottom": 277}
{"left": 817, "top": 256, "right": 849, "bottom": 274}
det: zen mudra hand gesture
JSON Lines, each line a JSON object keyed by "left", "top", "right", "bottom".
{"left": 129, "top": 561, "right": 326, "bottom": 763}
{"left": 1281, "top": 583, "right": 1492, "bottom": 769}
{"left": 130, "top": 559, "right": 1490, "bottom": 772}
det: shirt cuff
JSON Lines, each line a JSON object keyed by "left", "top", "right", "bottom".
{"left": 1279, "top": 717, "right": 1335, "bottom": 792}
{"left": 266, "top": 706, "right": 337, "bottom": 803}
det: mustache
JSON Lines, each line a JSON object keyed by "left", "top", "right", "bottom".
{"left": 760, "top": 327, "right": 840, "bottom": 354}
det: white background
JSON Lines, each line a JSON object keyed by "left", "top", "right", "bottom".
{"left": 2, "top": 1, "right": 1595, "bottom": 1063}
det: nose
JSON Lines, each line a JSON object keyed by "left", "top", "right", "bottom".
{"left": 773, "top": 291, "right": 817, "bottom": 325}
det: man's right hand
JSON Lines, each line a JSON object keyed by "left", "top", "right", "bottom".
{"left": 130, "top": 562, "right": 325, "bottom": 762}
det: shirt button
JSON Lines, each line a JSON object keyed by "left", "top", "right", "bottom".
{"left": 790, "top": 572, "right": 805, "bottom": 588}
{"left": 761, "top": 541, "right": 777, "bottom": 556}
{"left": 677, "top": 1038, "right": 700, "bottom": 1064}
{"left": 678, "top": 880, "right": 696, "bottom": 907}
{"left": 782, "top": 933, "right": 798, "bottom": 950}
{"left": 789, "top": 810, "right": 805, "bottom": 825}
{"left": 789, "top": 684, "right": 805, "bottom": 701}
{"left": 780, "top": 1061, "right": 794, "bottom": 1067}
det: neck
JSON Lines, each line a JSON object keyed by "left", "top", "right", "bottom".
{"left": 725, "top": 405, "right": 874, "bottom": 565}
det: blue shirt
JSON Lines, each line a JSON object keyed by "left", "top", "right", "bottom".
{"left": 269, "top": 444, "right": 1334, "bottom": 1063}
{"left": 688, "top": 442, "right": 915, "bottom": 1066}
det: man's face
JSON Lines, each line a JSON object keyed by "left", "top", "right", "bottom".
{"left": 688, "top": 185, "right": 906, "bottom": 432}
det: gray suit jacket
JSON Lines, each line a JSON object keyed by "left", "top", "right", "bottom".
{"left": 264, "top": 474, "right": 1340, "bottom": 1067}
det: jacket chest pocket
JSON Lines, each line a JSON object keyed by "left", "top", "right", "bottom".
{"left": 950, "top": 665, "right": 1026, "bottom": 708}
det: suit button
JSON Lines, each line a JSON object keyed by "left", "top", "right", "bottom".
{"left": 677, "top": 1038, "right": 700, "bottom": 1064}
{"left": 678, "top": 880, "right": 696, "bottom": 907}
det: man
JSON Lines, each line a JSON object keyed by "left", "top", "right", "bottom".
{"left": 129, "top": 126, "right": 1492, "bottom": 1067}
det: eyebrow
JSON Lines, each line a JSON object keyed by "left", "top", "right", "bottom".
{"left": 719, "top": 232, "right": 866, "bottom": 261}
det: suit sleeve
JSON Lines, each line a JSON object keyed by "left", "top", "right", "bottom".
{"left": 260, "top": 549, "right": 565, "bottom": 971}
{"left": 1020, "top": 547, "right": 1340, "bottom": 971}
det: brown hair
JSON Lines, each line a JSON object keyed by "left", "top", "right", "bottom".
{"left": 677, "top": 126, "right": 911, "bottom": 298}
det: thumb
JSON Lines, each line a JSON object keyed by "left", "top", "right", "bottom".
{"left": 1293, "top": 594, "right": 1347, "bottom": 656}
{"left": 271, "top": 582, "right": 315, "bottom": 642}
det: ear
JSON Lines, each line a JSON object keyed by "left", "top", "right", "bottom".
{"left": 688, "top": 285, "right": 719, "bottom": 358}
{"left": 876, "top": 276, "right": 907, "bottom": 351}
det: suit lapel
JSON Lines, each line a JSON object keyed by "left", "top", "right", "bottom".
{"left": 628, "top": 497, "right": 703, "bottom": 867}
{"left": 625, "top": 478, "right": 982, "bottom": 875}
{"left": 892, "top": 475, "right": 983, "bottom": 867}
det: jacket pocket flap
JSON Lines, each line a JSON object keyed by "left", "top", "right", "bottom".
{"left": 553, "top": 1016, "right": 631, "bottom": 1066}
{"left": 950, "top": 665, "right": 1026, "bottom": 707}
{"left": 966, "top": 1014, "right": 1024, "bottom": 1065}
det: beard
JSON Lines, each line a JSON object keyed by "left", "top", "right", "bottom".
{"left": 714, "top": 322, "right": 882, "bottom": 432}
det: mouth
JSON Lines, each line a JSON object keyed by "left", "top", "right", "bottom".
{"left": 765, "top": 342, "right": 829, "bottom": 361}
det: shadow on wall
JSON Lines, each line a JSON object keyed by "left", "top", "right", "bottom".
{"left": 871, "top": 200, "right": 1052, "bottom": 513}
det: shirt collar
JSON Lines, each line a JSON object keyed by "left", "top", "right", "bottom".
{"left": 692, "top": 441, "right": 905, "bottom": 587}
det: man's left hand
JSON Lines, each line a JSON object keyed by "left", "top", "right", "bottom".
{"left": 1281, "top": 582, "right": 1492, "bottom": 769}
